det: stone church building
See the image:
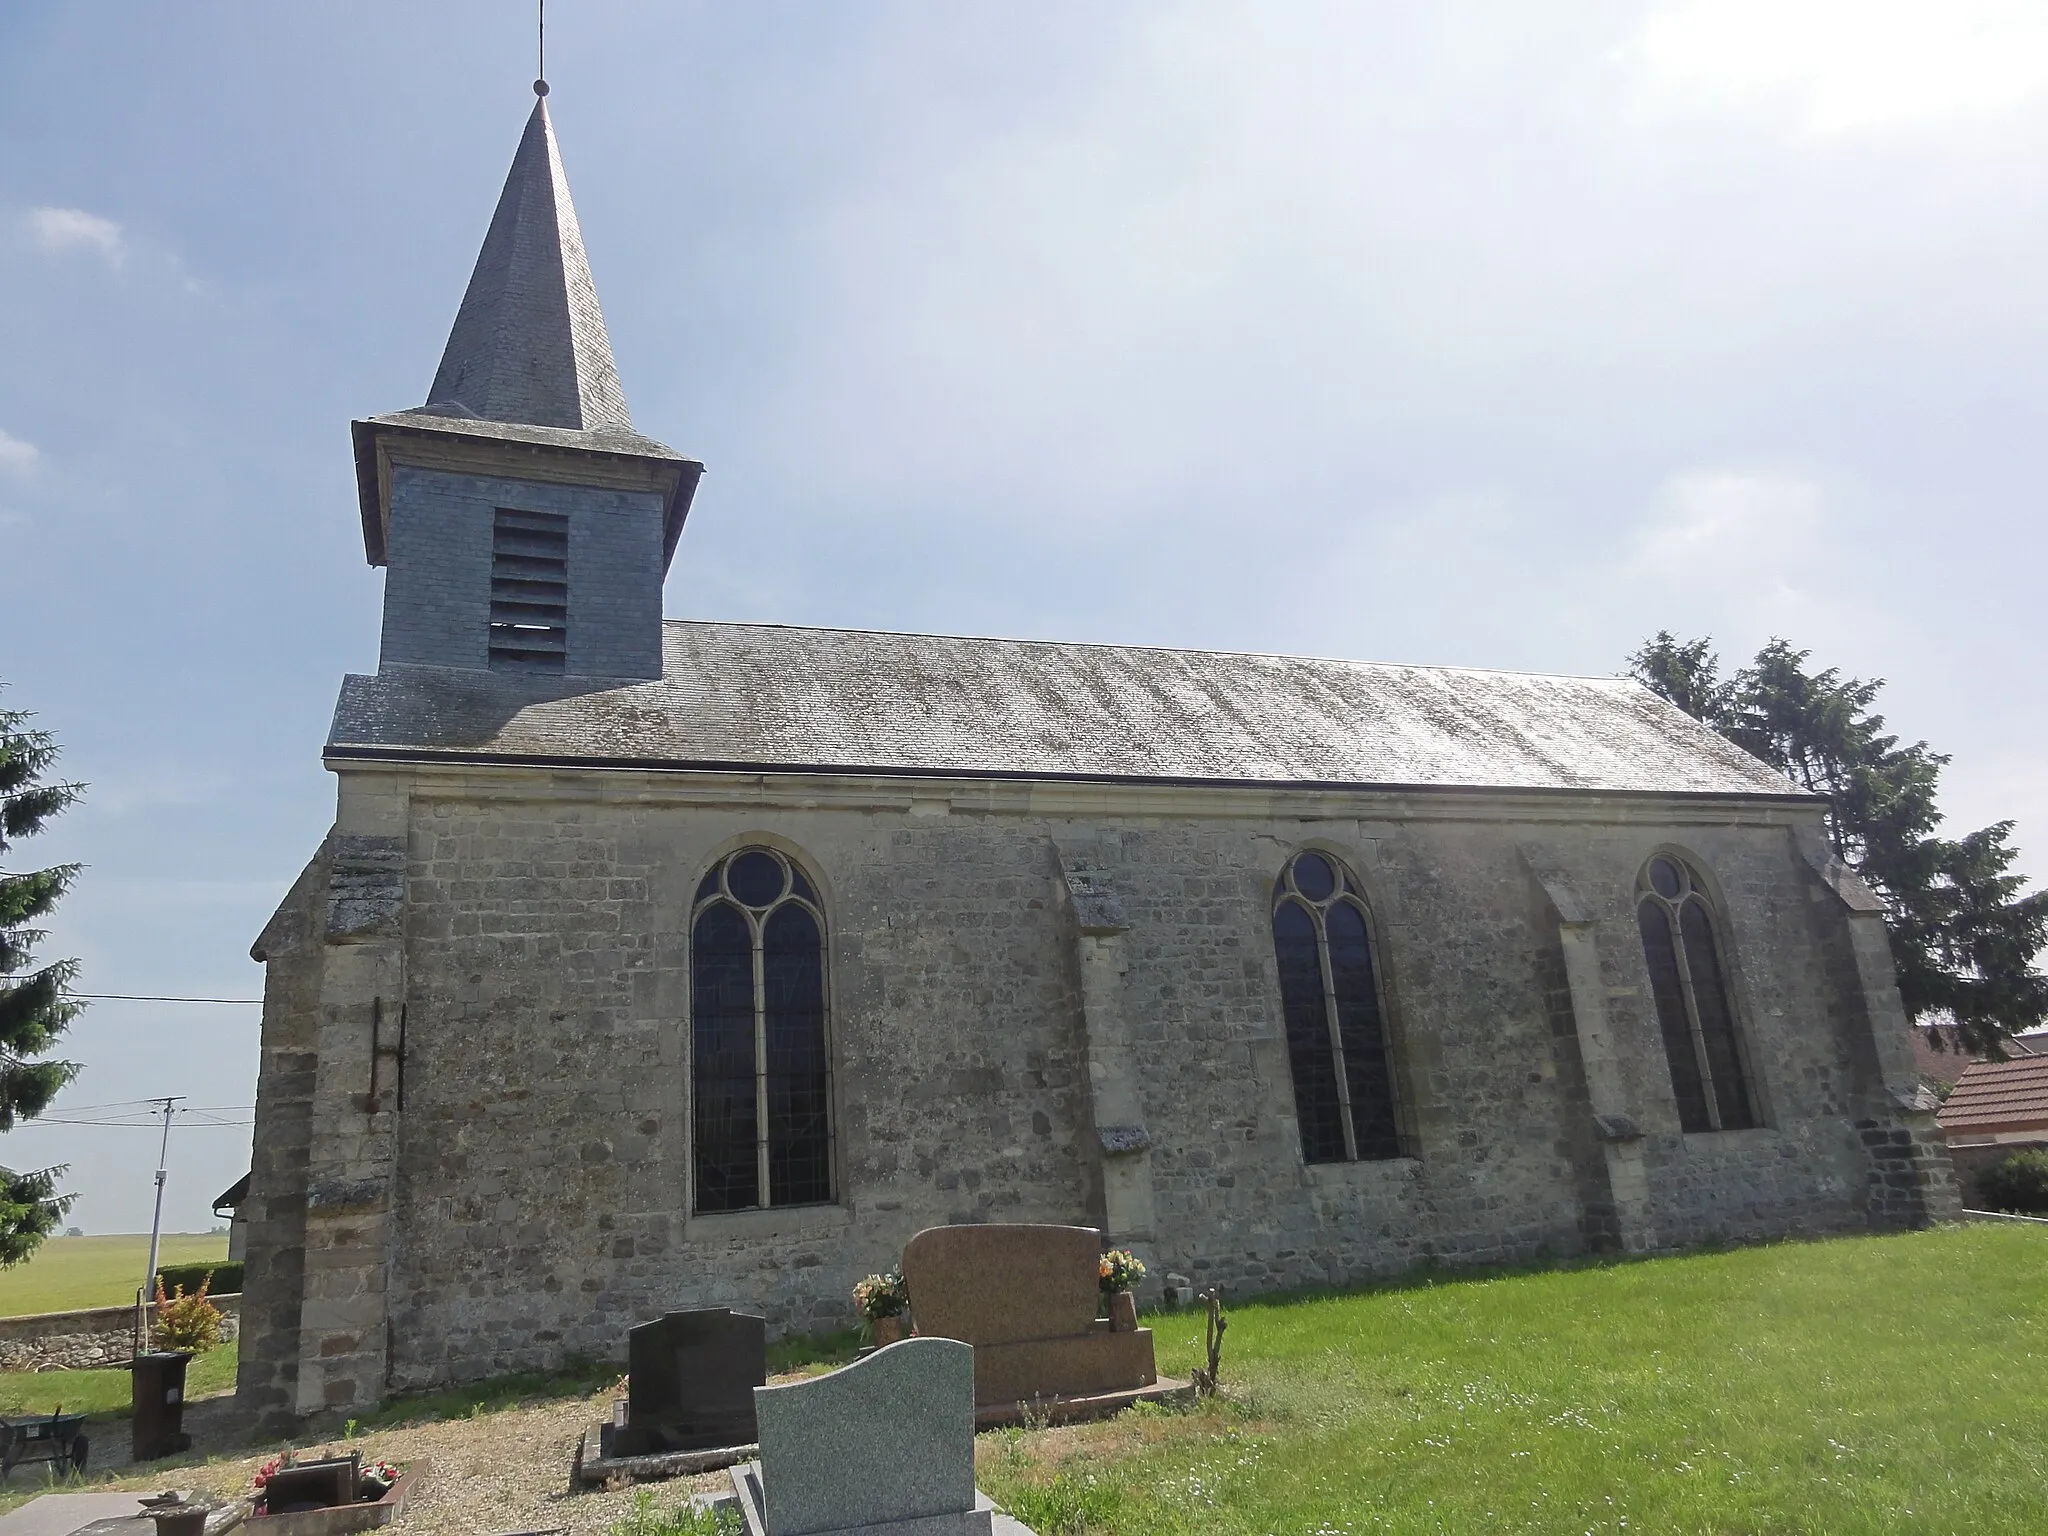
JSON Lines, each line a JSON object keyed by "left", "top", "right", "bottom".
{"left": 237, "top": 92, "right": 1955, "bottom": 1429}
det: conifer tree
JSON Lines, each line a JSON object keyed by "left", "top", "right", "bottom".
{"left": 1630, "top": 633, "right": 2048, "bottom": 1059}
{"left": 0, "top": 689, "right": 81, "bottom": 1264}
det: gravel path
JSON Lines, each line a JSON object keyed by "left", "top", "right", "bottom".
{"left": 48, "top": 1394, "right": 730, "bottom": 1536}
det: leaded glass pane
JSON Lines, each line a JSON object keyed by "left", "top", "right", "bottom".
{"left": 1649, "top": 856, "right": 1686, "bottom": 900}
{"left": 1681, "top": 899, "right": 1755, "bottom": 1130}
{"left": 1640, "top": 900, "right": 1711, "bottom": 1132}
{"left": 695, "top": 867, "right": 720, "bottom": 904}
{"left": 1274, "top": 899, "right": 1347, "bottom": 1163}
{"left": 728, "top": 850, "right": 786, "bottom": 908}
{"left": 1293, "top": 853, "right": 1337, "bottom": 902}
{"left": 692, "top": 902, "right": 759, "bottom": 1211}
{"left": 1326, "top": 901, "right": 1401, "bottom": 1160}
{"left": 763, "top": 904, "right": 833, "bottom": 1206}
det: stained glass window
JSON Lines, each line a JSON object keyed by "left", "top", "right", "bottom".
{"left": 691, "top": 849, "right": 835, "bottom": 1211}
{"left": 1637, "top": 855, "right": 1758, "bottom": 1133}
{"left": 1272, "top": 851, "right": 1404, "bottom": 1164}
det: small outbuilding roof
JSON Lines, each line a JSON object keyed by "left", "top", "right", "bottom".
{"left": 328, "top": 620, "right": 1801, "bottom": 798}
{"left": 213, "top": 1172, "right": 251, "bottom": 1215}
{"left": 1938, "top": 1056, "right": 2048, "bottom": 1136}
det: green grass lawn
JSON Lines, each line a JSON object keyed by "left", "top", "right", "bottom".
{"left": 0, "top": 1342, "right": 237, "bottom": 1422}
{"left": 978, "top": 1224, "right": 2048, "bottom": 1535}
{"left": 0, "top": 1234, "right": 228, "bottom": 1318}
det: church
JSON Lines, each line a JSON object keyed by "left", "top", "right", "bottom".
{"left": 236, "top": 89, "right": 1955, "bottom": 1431}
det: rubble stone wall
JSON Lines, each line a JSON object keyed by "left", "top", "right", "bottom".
{"left": 0, "top": 1297, "right": 240, "bottom": 1372}
{"left": 242, "top": 764, "right": 1955, "bottom": 1407}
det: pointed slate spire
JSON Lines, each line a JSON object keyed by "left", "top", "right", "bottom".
{"left": 425, "top": 93, "right": 633, "bottom": 432}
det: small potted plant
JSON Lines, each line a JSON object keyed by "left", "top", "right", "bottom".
{"left": 1099, "top": 1249, "right": 1146, "bottom": 1332}
{"left": 853, "top": 1270, "right": 911, "bottom": 1346}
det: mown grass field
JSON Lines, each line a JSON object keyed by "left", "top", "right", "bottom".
{"left": 0, "top": 1234, "right": 228, "bottom": 1318}
{"left": 977, "top": 1224, "right": 2048, "bottom": 1535}
{"left": 0, "top": 1342, "right": 238, "bottom": 1421}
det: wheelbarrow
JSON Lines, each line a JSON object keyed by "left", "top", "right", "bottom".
{"left": 0, "top": 1408, "right": 89, "bottom": 1479}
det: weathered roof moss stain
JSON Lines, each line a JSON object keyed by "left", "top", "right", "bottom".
{"left": 332, "top": 620, "right": 1801, "bottom": 796}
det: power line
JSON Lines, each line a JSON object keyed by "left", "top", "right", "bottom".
{"left": 61, "top": 993, "right": 261, "bottom": 1005}
{"left": 20, "top": 1103, "right": 256, "bottom": 1128}
{"left": 27, "top": 1117, "right": 253, "bottom": 1128}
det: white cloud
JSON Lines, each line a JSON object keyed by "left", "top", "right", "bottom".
{"left": 1621, "top": 467, "right": 1900, "bottom": 658}
{"left": 1633, "top": 0, "right": 2048, "bottom": 132}
{"left": 0, "top": 427, "right": 37, "bottom": 476}
{"left": 27, "top": 205, "right": 124, "bottom": 263}
{"left": 1631, "top": 469, "right": 1827, "bottom": 582}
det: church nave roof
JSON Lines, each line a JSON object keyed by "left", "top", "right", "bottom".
{"left": 328, "top": 620, "right": 1801, "bottom": 799}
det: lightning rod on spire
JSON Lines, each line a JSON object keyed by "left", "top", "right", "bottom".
{"left": 535, "top": 0, "right": 548, "bottom": 97}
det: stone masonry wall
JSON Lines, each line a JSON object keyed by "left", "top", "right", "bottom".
{"left": 237, "top": 841, "right": 331, "bottom": 1433}
{"left": 0, "top": 1298, "right": 241, "bottom": 1373}
{"left": 246, "top": 765, "right": 1953, "bottom": 1407}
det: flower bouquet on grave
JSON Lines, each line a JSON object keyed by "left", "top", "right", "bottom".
{"left": 852, "top": 1270, "right": 911, "bottom": 1346}
{"left": 358, "top": 1460, "right": 403, "bottom": 1500}
{"left": 252, "top": 1453, "right": 287, "bottom": 1496}
{"left": 1099, "top": 1249, "right": 1146, "bottom": 1332}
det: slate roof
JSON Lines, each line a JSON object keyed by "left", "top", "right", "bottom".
{"left": 349, "top": 93, "right": 700, "bottom": 567}
{"left": 326, "top": 620, "right": 1803, "bottom": 797}
{"left": 426, "top": 96, "right": 631, "bottom": 433}
{"left": 1938, "top": 1055, "right": 2048, "bottom": 1135}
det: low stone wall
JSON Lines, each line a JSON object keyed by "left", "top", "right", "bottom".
{"left": 0, "top": 1294, "right": 242, "bottom": 1372}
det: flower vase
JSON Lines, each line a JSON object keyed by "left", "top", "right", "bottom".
{"left": 1108, "top": 1290, "right": 1139, "bottom": 1332}
{"left": 872, "top": 1314, "right": 908, "bottom": 1347}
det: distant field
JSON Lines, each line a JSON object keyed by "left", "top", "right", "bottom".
{"left": 0, "top": 1341, "right": 238, "bottom": 1421}
{"left": 0, "top": 1234, "right": 229, "bottom": 1317}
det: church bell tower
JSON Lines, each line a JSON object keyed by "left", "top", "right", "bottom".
{"left": 350, "top": 86, "right": 699, "bottom": 682}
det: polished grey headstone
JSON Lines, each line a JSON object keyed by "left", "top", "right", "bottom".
{"left": 732, "top": 1466, "right": 1000, "bottom": 1536}
{"left": 743, "top": 1337, "right": 995, "bottom": 1536}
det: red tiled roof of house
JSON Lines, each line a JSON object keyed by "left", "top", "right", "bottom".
{"left": 1938, "top": 1055, "right": 2048, "bottom": 1134}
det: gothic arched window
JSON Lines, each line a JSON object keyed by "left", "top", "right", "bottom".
{"left": 691, "top": 848, "right": 833, "bottom": 1212}
{"left": 1637, "top": 853, "right": 1758, "bottom": 1133}
{"left": 1272, "top": 850, "right": 1404, "bottom": 1164}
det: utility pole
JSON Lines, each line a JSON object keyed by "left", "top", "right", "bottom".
{"left": 140, "top": 1097, "right": 184, "bottom": 1327}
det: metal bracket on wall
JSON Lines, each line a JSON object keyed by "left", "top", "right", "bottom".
{"left": 368, "top": 998, "right": 409, "bottom": 1114}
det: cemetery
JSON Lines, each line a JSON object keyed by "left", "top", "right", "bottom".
{"left": 0, "top": 1224, "right": 2040, "bottom": 1535}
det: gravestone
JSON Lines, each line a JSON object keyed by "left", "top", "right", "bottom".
{"left": 903, "top": 1225, "right": 1099, "bottom": 1348}
{"left": 260, "top": 1454, "right": 359, "bottom": 1514}
{"left": 609, "top": 1308, "right": 765, "bottom": 1456}
{"left": 902, "top": 1224, "right": 1182, "bottom": 1424}
{"left": 731, "top": 1338, "right": 1027, "bottom": 1536}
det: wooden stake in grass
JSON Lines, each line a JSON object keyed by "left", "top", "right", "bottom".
{"left": 1191, "top": 1289, "right": 1227, "bottom": 1397}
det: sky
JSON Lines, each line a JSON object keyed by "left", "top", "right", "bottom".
{"left": 2, "top": 1, "right": 2046, "bottom": 1234}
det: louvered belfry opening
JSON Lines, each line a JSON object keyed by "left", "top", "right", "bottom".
{"left": 489, "top": 508, "right": 569, "bottom": 672}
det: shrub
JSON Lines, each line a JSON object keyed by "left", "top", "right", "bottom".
{"left": 157, "top": 1260, "right": 243, "bottom": 1296}
{"left": 1975, "top": 1149, "right": 2048, "bottom": 1215}
{"left": 153, "top": 1274, "right": 224, "bottom": 1354}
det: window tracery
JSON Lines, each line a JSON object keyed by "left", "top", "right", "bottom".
{"left": 1272, "top": 850, "right": 1404, "bottom": 1163}
{"left": 691, "top": 848, "right": 833, "bottom": 1211}
{"left": 1636, "top": 853, "right": 1758, "bottom": 1133}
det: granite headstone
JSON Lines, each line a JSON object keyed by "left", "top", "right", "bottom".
{"left": 614, "top": 1308, "right": 765, "bottom": 1455}
{"left": 731, "top": 1338, "right": 998, "bottom": 1536}
{"left": 900, "top": 1226, "right": 1099, "bottom": 1348}
{"left": 901, "top": 1224, "right": 1162, "bottom": 1416}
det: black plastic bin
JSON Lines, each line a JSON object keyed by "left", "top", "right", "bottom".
{"left": 129, "top": 1352, "right": 193, "bottom": 1461}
